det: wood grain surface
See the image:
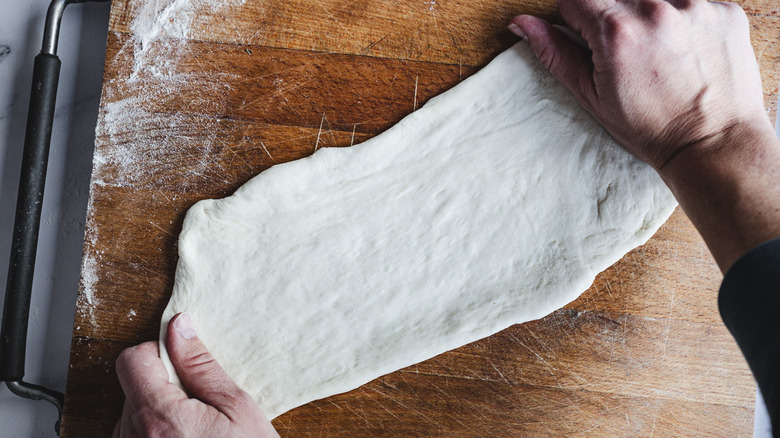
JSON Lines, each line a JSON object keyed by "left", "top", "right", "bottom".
{"left": 62, "top": 0, "right": 779, "bottom": 436}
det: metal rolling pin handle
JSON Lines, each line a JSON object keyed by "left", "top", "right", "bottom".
{"left": 0, "top": 0, "right": 109, "bottom": 434}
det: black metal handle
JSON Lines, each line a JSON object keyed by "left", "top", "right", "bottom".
{"left": 0, "top": 52, "right": 61, "bottom": 380}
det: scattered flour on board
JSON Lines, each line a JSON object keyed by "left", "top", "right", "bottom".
{"left": 77, "top": 249, "right": 101, "bottom": 328}
{"left": 129, "top": 0, "right": 248, "bottom": 80}
{"left": 82, "top": 0, "right": 247, "bottom": 325}
{"left": 93, "top": 0, "right": 251, "bottom": 186}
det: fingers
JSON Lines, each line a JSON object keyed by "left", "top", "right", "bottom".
{"left": 115, "top": 341, "right": 186, "bottom": 410}
{"left": 509, "top": 15, "right": 597, "bottom": 109}
{"left": 559, "top": 0, "right": 702, "bottom": 42}
{"left": 166, "top": 312, "right": 256, "bottom": 420}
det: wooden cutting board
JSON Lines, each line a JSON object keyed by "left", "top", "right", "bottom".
{"left": 61, "top": 0, "right": 779, "bottom": 436}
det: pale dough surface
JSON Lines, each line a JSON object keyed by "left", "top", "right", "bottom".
{"left": 159, "top": 43, "right": 677, "bottom": 419}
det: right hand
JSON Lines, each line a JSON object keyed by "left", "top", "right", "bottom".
{"left": 509, "top": 0, "right": 771, "bottom": 171}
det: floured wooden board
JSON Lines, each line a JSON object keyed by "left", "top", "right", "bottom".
{"left": 62, "top": 0, "right": 779, "bottom": 436}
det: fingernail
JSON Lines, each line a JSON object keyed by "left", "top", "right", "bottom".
{"left": 508, "top": 22, "right": 527, "bottom": 40}
{"left": 173, "top": 312, "right": 197, "bottom": 340}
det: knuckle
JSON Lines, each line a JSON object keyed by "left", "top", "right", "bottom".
{"left": 728, "top": 4, "right": 749, "bottom": 26}
{"left": 712, "top": 2, "right": 749, "bottom": 34}
{"left": 722, "top": 1, "right": 744, "bottom": 14}
{"left": 535, "top": 44, "right": 559, "bottom": 73}
{"left": 115, "top": 348, "right": 131, "bottom": 366}
{"left": 224, "top": 390, "right": 261, "bottom": 419}
{"left": 115, "top": 347, "right": 137, "bottom": 373}
{"left": 599, "top": 11, "right": 644, "bottom": 58}
{"left": 222, "top": 387, "right": 252, "bottom": 409}
{"left": 641, "top": 0, "right": 675, "bottom": 24}
{"left": 601, "top": 12, "right": 632, "bottom": 41}
{"left": 116, "top": 342, "right": 157, "bottom": 373}
{"left": 234, "top": 390, "right": 255, "bottom": 409}
{"left": 209, "top": 385, "right": 252, "bottom": 410}
{"left": 185, "top": 350, "right": 216, "bottom": 368}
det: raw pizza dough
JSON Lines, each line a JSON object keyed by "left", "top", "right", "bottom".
{"left": 160, "top": 42, "right": 677, "bottom": 419}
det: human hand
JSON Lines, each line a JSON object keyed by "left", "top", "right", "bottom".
{"left": 113, "top": 313, "right": 279, "bottom": 438}
{"left": 509, "top": 0, "right": 771, "bottom": 171}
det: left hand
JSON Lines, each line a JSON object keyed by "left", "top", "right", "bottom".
{"left": 113, "top": 312, "right": 279, "bottom": 438}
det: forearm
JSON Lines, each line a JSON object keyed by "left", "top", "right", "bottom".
{"left": 660, "top": 117, "right": 780, "bottom": 271}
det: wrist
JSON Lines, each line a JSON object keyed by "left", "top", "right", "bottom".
{"left": 656, "top": 115, "right": 780, "bottom": 271}
{"left": 658, "top": 115, "right": 778, "bottom": 187}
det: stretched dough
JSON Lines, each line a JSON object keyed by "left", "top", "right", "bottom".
{"left": 160, "top": 43, "right": 676, "bottom": 419}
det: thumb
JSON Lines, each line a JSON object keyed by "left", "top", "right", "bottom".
{"left": 166, "top": 312, "right": 254, "bottom": 417}
{"left": 508, "top": 15, "right": 597, "bottom": 108}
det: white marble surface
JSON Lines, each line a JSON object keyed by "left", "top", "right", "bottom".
{"left": 0, "top": 0, "right": 110, "bottom": 436}
{"left": 0, "top": 1, "right": 776, "bottom": 436}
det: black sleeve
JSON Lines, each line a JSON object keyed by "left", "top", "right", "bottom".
{"left": 719, "top": 237, "right": 780, "bottom": 434}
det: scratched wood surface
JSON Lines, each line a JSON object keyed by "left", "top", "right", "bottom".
{"left": 61, "top": 0, "right": 779, "bottom": 436}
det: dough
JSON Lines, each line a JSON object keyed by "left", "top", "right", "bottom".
{"left": 159, "top": 43, "right": 676, "bottom": 419}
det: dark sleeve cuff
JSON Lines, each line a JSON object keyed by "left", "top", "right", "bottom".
{"left": 719, "top": 237, "right": 780, "bottom": 434}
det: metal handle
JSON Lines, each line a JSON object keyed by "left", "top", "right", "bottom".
{"left": 0, "top": 0, "right": 110, "bottom": 434}
{"left": 1, "top": 52, "right": 61, "bottom": 381}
